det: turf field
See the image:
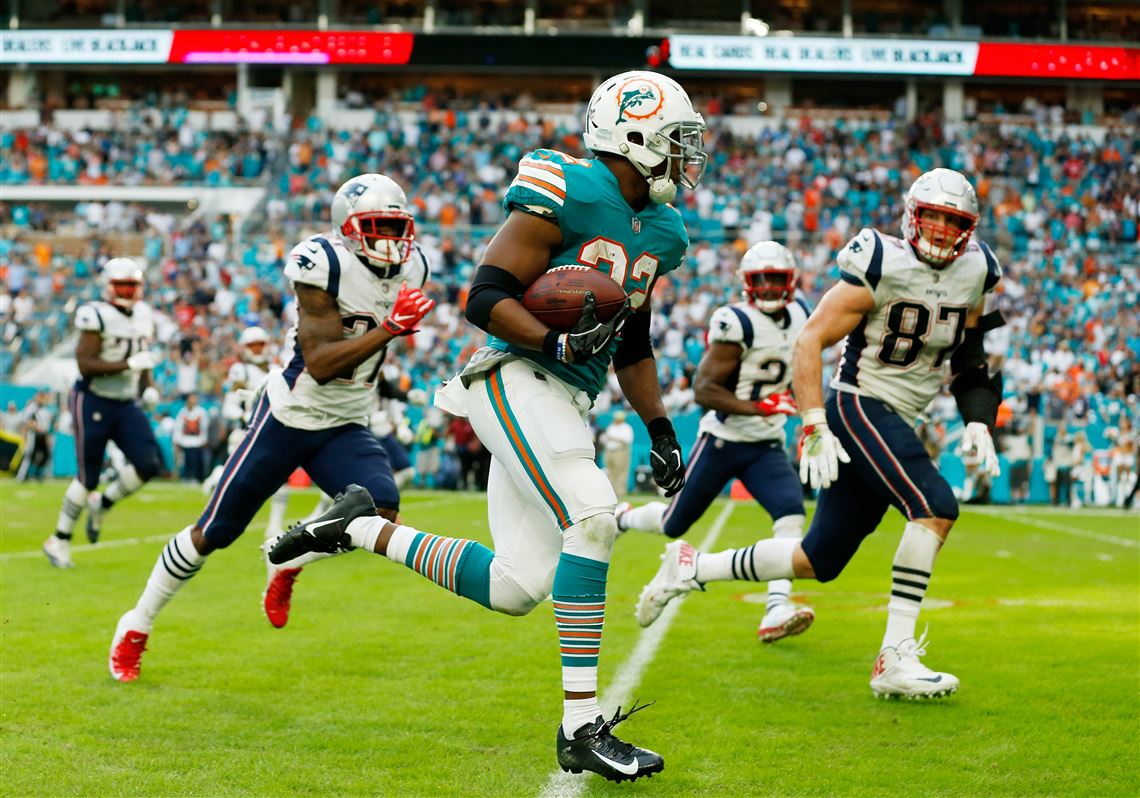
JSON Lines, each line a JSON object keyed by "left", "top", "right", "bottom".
{"left": 2, "top": 479, "right": 1137, "bottom": 797}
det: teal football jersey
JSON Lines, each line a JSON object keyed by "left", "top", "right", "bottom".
{"left": 489, "top": 149, "right": 689, "bottom": 399}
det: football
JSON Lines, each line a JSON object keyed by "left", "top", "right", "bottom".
{"left": 521, "top": 266, "right": 628, "bottom": 332}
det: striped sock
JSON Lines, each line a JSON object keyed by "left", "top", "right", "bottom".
{"left": 134, "top": 527, "right": 205, "bottom": 627}
{"left": 55, "top": 479, "right": 87, "bottom": 536}
{"left": 882, "top": 522, "right": 941, "bottom": 650}
{"left": 553, "top": 552, "right": 608, "bottom": 693}
{"left": 694, "top": 538, "right": 798, "bottom": 583}
{"left": 398, "top": 530, "right": 495, "bottom": 610}
{"left": 766, "top": 579, "right": 792, "bottom": 612}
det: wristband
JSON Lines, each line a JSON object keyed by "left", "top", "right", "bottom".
{"left": 647, "top": 417, "right": 675, "bottom": 440}
{"left": 542, "top": 330, "right": 561, "bottom": 358}
{"left": 801, "top": 407, "right": 827, "bottom": 429}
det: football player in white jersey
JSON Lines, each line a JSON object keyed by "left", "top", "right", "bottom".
{"left": 636, "top": 169, "right": 1004, "bottom": 700}
{"left": 44, "top": 258, "right": 163, "bottom": 568}
{"left": 108, "top": 174, "right": 435, "bottom": 680}
{"left": 627, "top": 242, "right": 816, "bottom": 642}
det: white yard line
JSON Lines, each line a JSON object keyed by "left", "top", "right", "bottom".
{"left": 538, "top": 501, "right": 737, "bottom": 798}
{"left": 1001, "top": 514, "right": 1138, "bottom": 549}
{"left": 965, "top": 504, "right": 1139, "bottom": 519}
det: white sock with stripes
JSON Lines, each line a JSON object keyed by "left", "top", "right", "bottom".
{"left": 882, "top": 522, "right": 942, "bottom": 650}
{"left": 55, "top": 479, "right": 88, "bottom": 537}
{"left": 618, "top": 501, "right": 667, "bottom": 533}
{"left": 133, "top": 527, "right": 206, "bottom": 630}
{"left": 695, "top": 537, "right": 798, "bottom": 583}
{"left": 766, "top": 514, "right": 805, "bottom": 611}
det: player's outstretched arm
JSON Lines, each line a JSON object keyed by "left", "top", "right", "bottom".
{"left": 295, "top": 283, "right": 431, "bottom": 384}
{"left": 792, "top": 281, "right": 874, "bottom": 413}
{"left": 793, "top": 281, "right": 872, "bottom": 489}
{"left": 467, "top": 210, "right": 563, "bottom": 350}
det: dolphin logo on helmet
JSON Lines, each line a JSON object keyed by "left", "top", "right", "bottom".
{"left": 616, "top": 80, "right": 664, "bottom": 124}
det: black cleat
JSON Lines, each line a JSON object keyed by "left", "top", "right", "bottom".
{"left": 267, "top": 484, "right": 375, "bottom": 565}
{"left": 556, "top": 701, "right": 663, "bottom": 783}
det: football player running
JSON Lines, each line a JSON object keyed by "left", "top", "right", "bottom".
{"left": 45, "top": 258, "right": 163, "bottom": 567}
{"left": 627, "top": 241, "right": 815, "bottom": 642}
{"left": 108, "top": 174, "right": 435, "bottom": 679}
{"left": 268, "top": 70, "right": 705, "bottom": 781}
{"left": 637, "top": 169, "right": 1003, "bottom": 700}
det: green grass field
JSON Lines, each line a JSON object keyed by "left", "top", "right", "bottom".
{"left": 2, "top": 479, "right": 1137, "bottom": 797}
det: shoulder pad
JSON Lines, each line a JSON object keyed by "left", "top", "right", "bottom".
{"left": 504, "top": 150, "right": 570, "bottom": 221}
{"left": 976, "top": 239, "right": 1002, "bottom": 294}
{"left": 837, "top": 228, "right": 884, "bottom": 292}
{"left": 708, "top": 305, "right": 754, "bottom": 348}
{"left": 403, "top": 244, "right": 431, "bottom": 289}
{"left": 285, "top": 235, "right": 342, "bottom": 296}
{"left": 75, "top": 303, "right": 104, "bottom": 332}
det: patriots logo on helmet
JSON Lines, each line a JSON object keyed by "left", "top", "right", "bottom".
{"left": 615, "top": 79, "right": 664, "bottom": 124}
{"left": 294, "top": 254, "right": 316, "bottom": 271}
{"left": 341, "top": 181, "right": 370, "bottom": 204}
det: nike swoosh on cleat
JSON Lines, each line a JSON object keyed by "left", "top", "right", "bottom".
{"left": 127, "top": 636, "right": 145, "bottom": 644}
{"left": 592, "top": 751, "right": 639, "bottom": 776}
{"left": 917, "top": 675, "right": 943, "bottom": 683}
{"left": 306, "top": 519, "right": 345, "bottom": 532}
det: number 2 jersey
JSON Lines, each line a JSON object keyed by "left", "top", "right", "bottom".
{"left": 487, "top": 149, "right": 689, "bottom": 400}
{"left": 74, "top": 300, "right": 156, "bottom": 400}
{"left": 698, "top": 299, "right": 810, "bottom": 446}
{"left": 831, "top": 227, "right": 1002, "bottom": 424}
{"left": 266, "top": 233, "right": 430, "bottom": 430}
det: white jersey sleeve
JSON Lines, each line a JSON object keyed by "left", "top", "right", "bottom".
{"left": 75, "top": 303, "right": 105, "bottom": 333}
{"left": 707, "top": 306, "right": 748, "bottom": 346}
{"left": 227, "top": 362, "right": 248, "bottom": 385}
{"left": 285, "top": 235, "right": 343, "bottom": 295}
{"left": 837, "top": 228, "right": 887, "bottom": 306}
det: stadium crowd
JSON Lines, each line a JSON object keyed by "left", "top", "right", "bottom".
{"left": 2, "top": 99, "right": 1136, "bottom": 504}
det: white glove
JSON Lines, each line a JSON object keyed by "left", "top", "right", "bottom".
{"left": 141, "top": 386, "right": 161, "bottom": 409}
{"left": 126, "top": 350, "right": 159, "bottom": 371}
{"left": 962, "top": 422, "right": 1001, "bottom": 477}
{"left": 798, "top": 407, "right": 852, "bottom": 490}
{"left": 406, "top": 388, "right": 428, "bottom": 407}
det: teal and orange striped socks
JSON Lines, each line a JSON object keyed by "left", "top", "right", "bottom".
{"left": 554, "top": 551, "right": 609, "bottom": 736}
{"left": 384, "top": 524, "right": 495, "bottom": 610}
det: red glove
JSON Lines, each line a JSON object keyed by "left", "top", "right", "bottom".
{"left": 383, "top": 282, "right": 435, "bottom": 336}
{"left": 754, "top": 390, "right": 798, "bottom": 417}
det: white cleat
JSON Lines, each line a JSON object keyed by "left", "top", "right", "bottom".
{"left": 758, "top": 601, "right": 815, "bottom": 643}
{"left": 870, "top": 630, "right": 959, "bottom": 700}
{"left": 635, "top": 540, "right": 702, "bottom": 628}
{"left": 42, "top": 535, "right": 75, "bottom": 568}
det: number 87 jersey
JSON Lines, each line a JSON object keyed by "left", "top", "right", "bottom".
{"left": 831, "top": 227, "right": 1001, "bottom": 425}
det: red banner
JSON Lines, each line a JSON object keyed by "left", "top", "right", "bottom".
{"left": 974, "top": 42, "right": 1140, "bottom": 81}
{"left": 166, "top": 30, "right": 414, "bottom": 65}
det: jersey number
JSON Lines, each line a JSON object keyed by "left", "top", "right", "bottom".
{"left": 335, "top": 314, "right": 384, "bottom": 385}
{"left": 749, "top": 359, "right": 787, "bottom": 400}
{"left": 576, "top": 237, "right": 659, "bottom": 309}
{"left": 877, "top": 301, "right": 968, "bottom": 369}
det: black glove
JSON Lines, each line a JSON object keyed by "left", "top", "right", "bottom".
{"left": 648, "top": 418, "right": 685, "bottom": 497}
{"left": 549, "top": 292, "right": 632, "bottom": 365}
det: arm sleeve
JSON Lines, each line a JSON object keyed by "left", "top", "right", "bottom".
{"left": 284, "top": 236, "right": 340, "bottom": 295}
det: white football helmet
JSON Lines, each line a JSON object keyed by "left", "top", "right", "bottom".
{"left": 739, "top": 241, "right": 798, "bottom": 314}
{"left": 102, "top": 257, "right": 144, "bottom": 311}
{"left": 238, "top": 326, "right": 270, "bottom": 365}
{"left": 902, "top": 168, "right": 980, "bottom": 267}
{"left": 583, "top": 70, "right": 707, "bottom": 205}
{"left": 331, "top": 174, "right": 415, "bottom": 269}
